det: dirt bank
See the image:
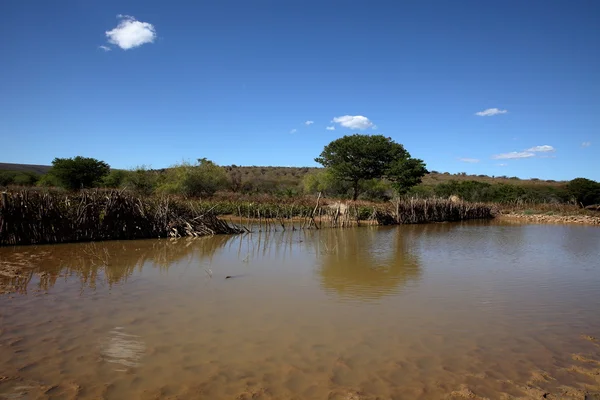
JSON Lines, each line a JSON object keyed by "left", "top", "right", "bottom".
{"left": 499, "top": 212, "right": 600, "bottom": 225}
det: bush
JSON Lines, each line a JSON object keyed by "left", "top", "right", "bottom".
{"left": 103, "top": 169, "right": 129, "bottom": 188}
{"left": 49, "top": 156, "right": 110, "bottom": 190}
{"left": 37, "top": 174, "right": 61, "bottom": 188}
{"left": 359, "top": 179, "right": 393, "bottom": 201}
{"left": 0, "top": 171, "right": 40, "bottom": 187}
{"left": 566, "top": 178, "right": 600, "bottom": 206}
{"left": 426, "top": 180, "right": 569, "bottom": 204}
{"left": 302, "top": 169, "right": 352, "bottom": 198}
{"left": 124, "top": 166, "right": 159, "bottom": 196}
{"left": 157, "top": 159, "right": 228, "bottom": 198}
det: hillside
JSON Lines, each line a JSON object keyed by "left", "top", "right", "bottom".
{"left": 0, "top": 162, "right": 567, "bottom": 188}
{"left": 0, "top": 163, "right": 52, "bottom": 175}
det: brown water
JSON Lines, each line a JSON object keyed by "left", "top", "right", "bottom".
{"left": 1, "top": 221, "right": 600, "bottom": 399}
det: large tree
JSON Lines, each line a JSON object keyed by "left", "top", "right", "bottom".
{"left": 315, "top": 134, "right": 427, "bottom": 200}
{"left": 49, "top": 156, "right": 110, "bottom": 190}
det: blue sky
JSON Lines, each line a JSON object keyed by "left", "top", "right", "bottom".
{"left": 1, "top": 1, "right": 598, "bottom": 181}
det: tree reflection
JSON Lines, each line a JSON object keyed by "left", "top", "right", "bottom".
{"left": 0, "top": 235, "right": 235, "bottom": 295}
{"left": 308, "top": 227, "right": 422, "bottom": 301}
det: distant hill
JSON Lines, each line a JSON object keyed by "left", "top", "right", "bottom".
{"left": 0, "top": 162, "right": 566, "bottom": 187}
{"left": 0, "top": 163, "right": 52, "bottom": 175}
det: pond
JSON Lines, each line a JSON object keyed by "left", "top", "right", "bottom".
{"left": 1, "top": 221, "right": 599, "bottom": 399}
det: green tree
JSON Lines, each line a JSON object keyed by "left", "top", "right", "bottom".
{"left": 157, "top": 159, "right": 228, "bottom": 197}
{"left": 566, "top": 178, "right": 600, "bottom": 206}
{"left": 49, "top": 156, "right": 110, "bottom": 190}
{"left": 315, "top": 134, "right": 427, "bottom": 200}
{"left": 386, "top": 158, "right": 428, "bottom": 196}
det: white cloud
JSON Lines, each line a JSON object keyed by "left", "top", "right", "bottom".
{"left": 475, "top": 108, "right": 508, "bottom": 117}
{"left": 305, "top": 120, "right": 314, "bottom": 126}
{"left": 582, "top": 141, "right": 591, "bottom": 148}
{"left": 332, "top": 115, "right": 375, "bottom": 130}
{"left": 492, "top": 151, "right": 535, "bottom": 160}
{"left": 98, "top": 45, "right": 111, "bottom": 52}
{"left": 526, "top": 145, "right": 555, "bottom": 152}
{"left": 497, "top": 163, "right": 508, "bottom": 167}
{"left": 458, "top": 158, "right": 480, "bottom": 163}
{"left": 105, "top": 15, "right": 157, "bottom": 50}
{"left": 290, "top": 129, "right": 297, "bottom": 134}
{"left": 326, "top": 126, "right": 335, "bottom": 131}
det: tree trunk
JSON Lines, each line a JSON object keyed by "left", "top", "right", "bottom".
{"left": 352, "top": 181, "right": 359, "bottom": 201}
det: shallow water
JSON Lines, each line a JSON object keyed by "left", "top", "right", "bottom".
{"left": 1, "top": 221, "right": 600, "bottom": 399}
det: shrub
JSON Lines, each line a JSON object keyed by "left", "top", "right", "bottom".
{"left": 157, "top": 159, "right": 228, "bottom": 198}
{"left": 566, "top": 178, "right": 600, "bottom": 207}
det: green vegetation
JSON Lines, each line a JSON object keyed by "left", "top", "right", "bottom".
{"left": 48, "top": 156, "right": 110, "bottom": 190}
{"left": 566, "top": 178, "right": 600, "bottom": 207}
{"left": 1, "top": 136, "right": 598, "bottom": 211}
{"left": 156, "top": 158, "right": 229, "bottom": 197}
{"left": 314, "top": 134, "right": 427, "bottom": 200}
{"left": 0, "top": 170, "right": 40, "bottom": 186}
{"left": 419, "top": 180, "right": 570, "bottom": 204}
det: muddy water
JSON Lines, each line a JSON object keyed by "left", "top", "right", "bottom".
{"left": 1, "top": 222, "right": 600, "bottom": 399}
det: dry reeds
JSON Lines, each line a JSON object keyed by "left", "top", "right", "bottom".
{"left": 222, "top": 197, "right": 495, "bottom": 231}
{"left": 0, "top": 190, "right": 242, "bottom": 246}
{"left": 382, "top": 197, "right": 496, "bottom": 225}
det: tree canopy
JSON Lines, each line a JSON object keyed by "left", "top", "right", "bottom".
{"left": 566, "top": 178, "right": 600, "bottom": 206}
{"left": 49, "top": 156, "right": 110, "bottom": 190}
{"left": 314, "top": 134, "right": 427, "bottom": 200}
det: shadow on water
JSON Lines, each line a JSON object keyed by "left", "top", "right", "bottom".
{"left": 0, "top": 235, "right": 236, "bottom": 294}
{"left": 307, "top": 226, "right": 423, "bottom": 301}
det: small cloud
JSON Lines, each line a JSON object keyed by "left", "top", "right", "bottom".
{"left": 539, "top": 155, "right": 557, "bottom": 159}
{"left": 582, "top": 141, "right": 591, "bottom": 148}
{"left": 290, "top": 129, "right": 297, "bottom": 134}
{"left": 332, "top": 115, "right": 375, "bottom": 130}
{"left": 497, "top": 163, "right": 508, "bottom": 167}
{"left": 105, "top": 15, "right": 157, "bottom": 50}
{"left": 492, "top": 151, "right": 535, "bottom": 160}
{"left": 98, "top": 45, "right": 111, "bottom": 52}
{"left": 475, "top": 108, "right": 508, "bottom": 117}
{"left": 526, "top": 145, "right": 555, "bottom": 152}
{"left": 326, "top": 126, "right": 335, "bottom": 131}
{"left": 458, "top": 158, "right": 480, "bottom": 163}
{"left": 305, "top": 120, "right": 314, "bottom": 126}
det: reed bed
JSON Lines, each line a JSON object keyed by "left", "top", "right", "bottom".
{"left": 381, "top": 197, "right": 496, "bottom": 225}
{"left": 0, "top": 190, "right": 242, "bottom": 246}
{"left": 217, "top": 196, "right": 495, "bottom": 231}
{"left": 0, "top": 190, "right": 495, "bottom": 245}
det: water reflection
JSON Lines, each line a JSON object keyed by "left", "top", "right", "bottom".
{"left": 0, "top": 235, "right": 235, "bottom": 294}
{"left": 311, "top": 227, "right": 422, "bottom": 301}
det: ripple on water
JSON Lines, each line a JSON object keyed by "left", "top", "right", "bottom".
{"left": 99, "top": 327, "right": 146, "bottom": 370}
